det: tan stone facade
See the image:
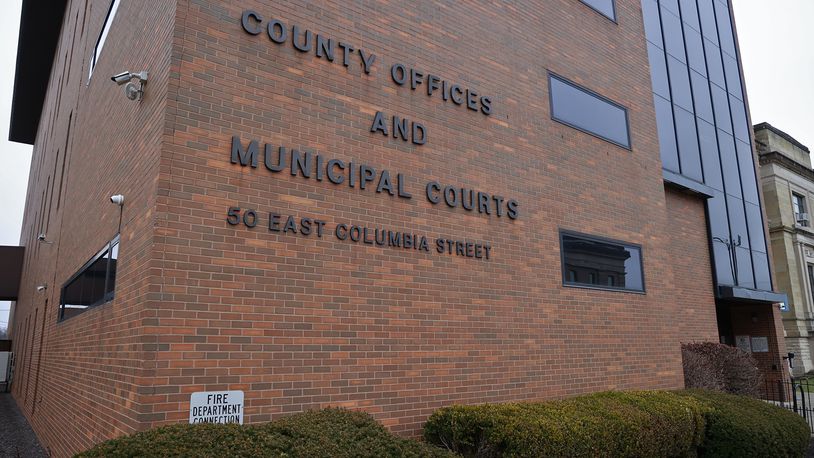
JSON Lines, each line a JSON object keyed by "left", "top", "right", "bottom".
{"left": 757, "top": 122, "right": 814, "bottom": 375}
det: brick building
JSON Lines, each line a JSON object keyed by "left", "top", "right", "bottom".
{"left": 4, "top": 0, "right": 789, "bottom": 455}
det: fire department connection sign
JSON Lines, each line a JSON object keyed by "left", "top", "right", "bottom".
{"left": 189, "top": 390, "right": 244, "bottom": 424}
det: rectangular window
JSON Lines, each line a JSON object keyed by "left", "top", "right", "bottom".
{"left": 560, "top": 231, "right": 644, "bottom": 292}
{"left": 808, "top": 265, "right": 814, "bottom": 304}
{"left": 549, "top": 74, "right": 631, "bottom": 149}
{"left": 59, "top": 235, "right": 120, "bottom": 321}
{"left": 793, "top": 193, "right": 808, "bottom": 226}
{"left": 580, "top": 0, "right": 616, "bottom": 21}
{"left": 88, "top": 0, "right": 120, "bottom": 80}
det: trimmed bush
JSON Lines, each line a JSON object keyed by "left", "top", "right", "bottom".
{"left": 682, "top": 342, "right": 762, "bottom": 396}
{"left": 424, "top": 390, "right": 810, "bottom": 458}
{"left": 76, "top": 408, "right": 454, "bottom": 458}
{"left": 423, "top": 391, "right": 706, "bottom": 457}
{"left": 677, "top": 389, "right": 809, "bottom": 458}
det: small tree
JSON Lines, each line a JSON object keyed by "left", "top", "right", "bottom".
{"left": 681, "top": 342, "right": 762, "bottom": 397}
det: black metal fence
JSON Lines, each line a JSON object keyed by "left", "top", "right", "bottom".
{"left": 759, "top": 377, "right": 814, "bottom": 433}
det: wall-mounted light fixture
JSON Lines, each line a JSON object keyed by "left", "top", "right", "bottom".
{"left": 110, "top": 194, "right": 125, "bottom": 231}
{"left": 111, "top": 71, "right": 148, "bottom": 101}
{"left": 37, "top": 233, "right": 53, "bottom": 244}
{"left": 36, "top": 284, "right": 48, "bottom": 292}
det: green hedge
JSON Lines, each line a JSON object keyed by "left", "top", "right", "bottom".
{"left": 76, "top": 408, "right": 454, "bottom": 458}
{"left": 677, "top": 389, "right": 809, "bottom": 458}
{"left": 423, "top": 391, "right": 706, "bottom": 457}
{"left": 423, "top": 390, "right": 810, "bottom": 458}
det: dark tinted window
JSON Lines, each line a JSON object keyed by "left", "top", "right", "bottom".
{"left": 753, "top": 251, "right": 772, "bottom": 291}
{"left": 642, "top": 0, "right": 663, "bottom": 46}
{"left": 654, "top": 95, "right": 680, "bottom": 172}
{"left": 708, "top": 192, "right": 734, "bottom": 285}
{"left": 674, "top": 106, "right": 703, "bottom": 181}
{"left": 718, "top": 131, "right": 741, "bottom": 198}
{"left": 59, "top": 237, "right": 120, "bottom": 321}
{"left": 745, "top": 202, "right": 766, "bottom": 252}
{"left": 714, "top": 0, "right": 737, "bottom": 57}
{"left": 711, "top": 84, "right": 732, "bottom": 134}
{"left": 581, "top": 0, "right": 616, "bottom": 20}
{"left": 726, "top": 194, "right": 749, "bottom": 250}
{"left": 684, "top": 28, "right": 706, "bottom": 76}
{"left": 561, "top": 232, "right": 644, "bottom": 292}
{"left": 704, "top": 41, "right": 725, "bottom": 88}
{"left": 697, "top": 0, "right": 719, "bottom": 44}
{"left": 723, "top": 53, "right": 743, "bottom": 99}
{"left": 549, "top": 74, "right": 630, "bottom": 148}
{"left": 661, "top": 8, "right": 686, "bottom": 62}
{"left": 667, "top": 57, "right": 693, "bottom": 112}
{"left": 679, "top": 0, "right": 700, "bottom": 30}
{"left": 697, "top": 120, "right": 723, "bottom": 190}
{"left": 690, "top": 70, "right": 714, "bottom": 123}
{"left": 661, "top": 0, "right": 679, "bottom": 15}
{"left": 736, "top": 139, "right": 759, "bottom": 204}
{"left": 648, "top": 43, "right": 670, "bottom": 99}
{"left": 729, "top": 97, "right": 750, "bottom": 142}
{"left": 735, "top": 246, "right": 755, "bottom": 288}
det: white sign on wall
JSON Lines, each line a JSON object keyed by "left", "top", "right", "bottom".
{"left": 189, "top": 390, "right": 244, "bottom": 424}
{"left": 735, "top": 335, "right": 752, "bottom": 353}
{"left": 751, "top": 336, "right": 769, "bottom": 353}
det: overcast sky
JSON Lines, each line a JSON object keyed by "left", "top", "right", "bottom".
{"left": 0, "top": 0, "right": 812, "bottom": 328}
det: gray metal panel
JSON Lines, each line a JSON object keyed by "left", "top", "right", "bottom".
{"left": 0, "top": 246, "right": 24, "bottom": 300}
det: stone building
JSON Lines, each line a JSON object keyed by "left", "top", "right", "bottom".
{"left": 3, "top": 0, "right": 789, "bottom": 455}
{"left": 757, "top": 122, "right": 814, "bottom": 375}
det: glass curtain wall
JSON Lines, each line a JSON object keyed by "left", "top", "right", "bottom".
{"left": 642, "top": 0, "right": 771, "bottom": 291}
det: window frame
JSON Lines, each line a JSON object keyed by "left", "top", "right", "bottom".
{"left": 793, "top": 192, "right": 807, "bottom": 225}
{"left": 808, "top": 264, "right": 814, "bottom": 306}
{"left": 579, "top": 0, "right": 617, "bottom": 22}
{"left": 58, "top": 234, "right": 120, "bottom": 322}
{"left": 88, "top": 0, "right": 121, "bottom": 81}
{"left": 548, "top": 72, "right": 632, "bottom": 150}
{"left": 559, "top": 229, "right": 645, "bottom": 293}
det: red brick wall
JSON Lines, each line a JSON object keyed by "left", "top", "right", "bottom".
{"left": 150, "top": 0, "right": 699, "bottom": 437}
{"left": 10, "top": 0, "right": 174, "bottom": 456}
{"left": 724, "top": 304, "right": 790, "bottom": 385}
{"left": 664, "top": 188, "right": 719, "bottom": 343}
{"left": 9, "top": 0, "right": 763, "bottom": 455}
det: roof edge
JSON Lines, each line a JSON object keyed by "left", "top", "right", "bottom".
{"left": 8, "top": 0, "right": 68, "bottom": 145}
{"left": 754, "top": 122, "right": 810, "bottom": 154}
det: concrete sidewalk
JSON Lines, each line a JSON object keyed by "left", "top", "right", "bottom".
{"left": 0, "top": 393, "right": 46, "bottom": 457}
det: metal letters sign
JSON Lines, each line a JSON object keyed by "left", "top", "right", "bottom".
{"left": 189, "top": 390, "right": 244, "bottom": 424}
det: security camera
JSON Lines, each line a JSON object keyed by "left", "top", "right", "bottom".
{"left": 36, "top": 284, "right": 48, "bottom": 292}
{"left": 110, "top": 194, "right": 125, "bottom": 206}
{"left": 112, "top": 71, "right": 148, "bottom": 101}
{"left": 37, "top": 233, "right": 46, "bottom": 241}
{"left": 125, "top": 83, "right": 141, "bottom": 101}
{"left": 130, "top": 71, "right": 148, "bottom": 82}
{"left": 111, "top": 71, "right": 132, "bottom": 85}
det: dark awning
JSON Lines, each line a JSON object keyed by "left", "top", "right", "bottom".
{"left": 717, "top": 285, "right": 788, "bottom": 306}
{"left": 0, "top": 246, "right": 25, "bottom": 300}
{"left": 8, "top": 0, "right": 68, "bottom": 145}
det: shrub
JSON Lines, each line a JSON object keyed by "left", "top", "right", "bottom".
{"left": 677, "top": 389, "right": 809, "bottom": 458}
{"left": 76, "top": 408, "right": 454, "bottom": 458}
{"left": 423, "top": 391, "right": 706, "bottom": 457}
{"left": 682, "top": 342, "right": 762, "bottom": 396}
